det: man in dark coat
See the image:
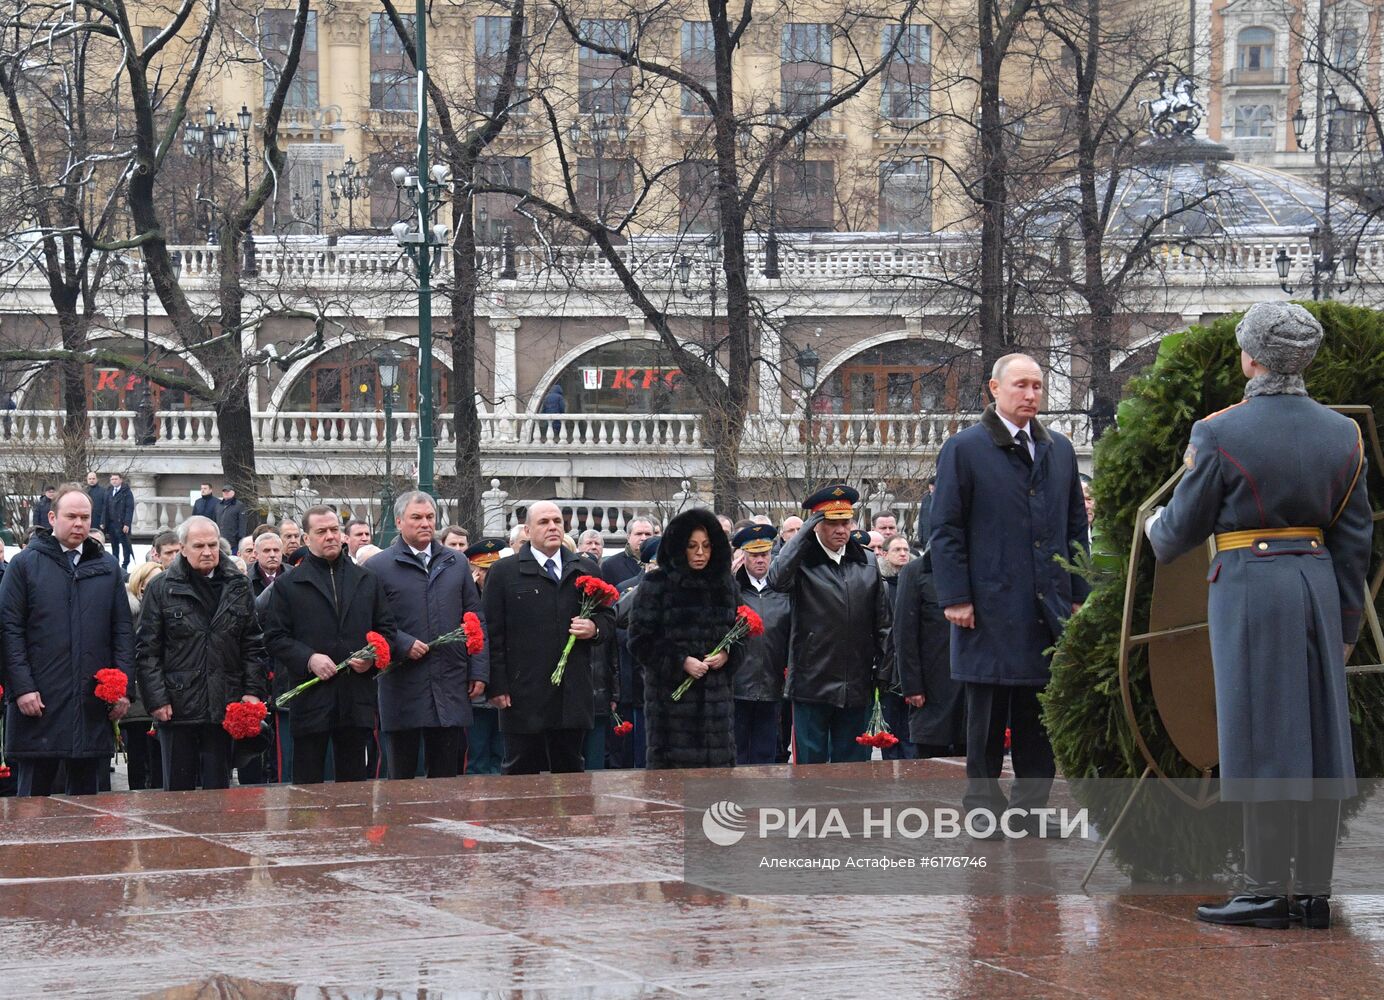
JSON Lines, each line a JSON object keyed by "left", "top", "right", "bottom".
{"left": 365, "top": 492, "right": 489, "bottom": 779}
{"left": 105, "top": 473, "right": 136, "bottom": 569}
{"left": 893, "top": 550, "right": 966, "bottom": 757}
{"left": 0, "top": 484, "right": 133, "bottom": 795}
{"left": 930, "top": 353, "right": 1090, "bottom": 830}
{"left": 191, "top": 482, "right": 218, "bottom": 520}
{"left": 136, "top": 516, "right": 269, "bottom": 790}
{"left": 767, "top": 484, "right": 893, "bottom": 764}
{"left": 611, "top": 536, "right": 659, "bottom": 769}
{"left": 540, "top": 382, "right": 566, "bottom": 434}
{"left": 214, "top": 486, "right": 248, "bottom": 546}
{"left": 731, "top": 524, "right": 791, "bottom": 765}
{"left": 1147, "top": 302, "right": 1373, "bottom": 929}
{"left": 262, "top": 504, "right": 397, "bottom": 783}
{"left": 31, "top": 485, "right": 55, "bottom": 528}
{"left": 462, "top": 539, "right": 506, "bottom": 775}
{"left": 601, "top": 517, "right": 655, "bottom": 586}
{"left": 247, "top": 532, "right": 287, "bottom": 597}
{"left": 482, "top": 501, "right": 614, "bottom": 774}
{"left": 85, "top": 472, "right": 108, "bottom": 534}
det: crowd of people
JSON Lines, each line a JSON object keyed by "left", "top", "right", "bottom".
{"left": 0, "top": 352, "right": 1093, "bottom": 823}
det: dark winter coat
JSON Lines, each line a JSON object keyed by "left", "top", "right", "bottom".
{"left": 105, "top": 485, "right": 135, "bottom": 536}
{"left": 732, "top": 567, "right": 790, "bottom": 702}
{"left": 767, "top": 514, "right": 893, "bottom": 708}
{"left": 1148, "top": 393, "right": 1372, "bottom": 802}
{"left": 892, "top": 553, "right": 965, "bottom": 747}
{"left": 0, "top": 533, "right": 134, "bottom": 758}
{"left": 87, "top": 485, "right": 108, "bottom": 530}
{"left": 134, "top": 554, "right": 268, "bottom": 725}
{"left": 540, "top": 384, "right": 566, "bottom": 414}
{"left": 215, "top": 498, "right": 249, "bottom": 544}
{"left": 628, "top": 508, "right": 739, "bottom": 769}
{"left": 601, "top": 548, "right": 642, "bottom": 587}
{"left": 31, "top": 495, "right": 52, "bottom": 528}
{"left": 929, "top": 405, "right": 1090, "bottom": 686}
{"left": 614, "top": 576, "right": 643, "bottom": 707}
{"left": 261, "top": 551, "right": 398, "bottom": 735}
{"left": 191, "top": 494, "right": 218, "bottom": 520}
{"left": 247, "top": 561, "right": 288, "bottom": 598}
{"left": 364, "top": 539, "right": 490, "bottom": 732}
{"left": 482, "top": 546, "right": 614, "bottom": 734}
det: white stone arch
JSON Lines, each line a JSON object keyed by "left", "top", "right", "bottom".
{"left": 525, "top": 330, "right": 724, "bottom": 414}
{"left": 12, "top": 330, "right": 217, "bottom": 406}
{"left": 813, "top": 328, "right": 983, "bottom": 394}
{"left": 269, "top": 333, "right": 455, "bottom": 412}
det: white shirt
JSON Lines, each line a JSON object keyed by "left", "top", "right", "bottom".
{"left": 997, "top": 412, "right": 1036, "bottom": 460}
{"left": 408, "top": 543, "right": 432, "bottom": 567}
{"left": 746, "top": 572, "right": 769, "bottom": 592}
{"left": 530, "top": 545, "right": 563, "bottom": 576}
{"left": 815, "top": 531, "right": 845, "bottom": 565}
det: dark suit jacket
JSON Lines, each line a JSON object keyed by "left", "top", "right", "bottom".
{"left": 105, "top": 486, "right": 135, "bottom": 535}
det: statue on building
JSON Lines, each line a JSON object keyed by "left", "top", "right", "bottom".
{"left": 1141, "top": 69, "right": 1202, "bottom": 137}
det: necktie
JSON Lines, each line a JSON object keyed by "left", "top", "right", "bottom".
{"left": 70, "top": 550, "right": 80, "bottom": 569}
{"left": 416, "top": 550, "right": 429, "bottom": 571}
{"left": 1015, "top": 429, "right": 1034, "bottom": 466}
{"left": 544, "top": 557, "right": 560, "bottom": 582}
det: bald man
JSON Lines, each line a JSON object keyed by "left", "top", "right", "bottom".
{"left": 481, "top": 502, "right": 615, "bottom": 774}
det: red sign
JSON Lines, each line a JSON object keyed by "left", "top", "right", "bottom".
{"left": 591, "top": 367, "right": 683, "bottom": 391}
{"left": 94, "top": 370, "right": 145, "bottom": 392}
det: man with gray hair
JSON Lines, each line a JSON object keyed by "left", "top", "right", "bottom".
{"left": 248, "top": 532, "right": 286, "bottom": 597}
{"left": 576, "top": 529, "right": 604, "bottom": 559}
{"left": 363, "top": 491, "right": 488, "bottom": 779}
{"left": 1147, "top": 302, "right": 1371, "bottom": 929}
{"left": 602, "top": 517, "right": 654, "bottom": 586}
{"left": 136, "top": 515, "right": 268, "bottom": 790}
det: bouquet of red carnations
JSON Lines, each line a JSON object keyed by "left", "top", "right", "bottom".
{"left": 276, "top": 631, "right": 391, "bottom": 707}
{"left": 855, "top": 689, "right": 899, "bottom": 750}
{"left": 610, "top": 711, "right": 634, "bottom": 736}
{"left": 222, "top": 701, "right": 270, "bottom": 740}
{"left": 671, "top": 604, "right": 764, "bottom": 701}
{"left": 552, "top": 576, "right": 620, "bottom": 686}
{"left": 376, "top": 612, "right": 486, "bottom": 679}
{"left": 93, "top": 668, "right": 129, "bottom": 755}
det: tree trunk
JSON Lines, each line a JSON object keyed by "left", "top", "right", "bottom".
{"left": 977, "top": 0, "right": 1009, "bottom": 380}
{"left": 450, "top": 166, "right": 484, "bottom": 532}
{"left": 55, "top": 306, "right": 90, "bottom": 482}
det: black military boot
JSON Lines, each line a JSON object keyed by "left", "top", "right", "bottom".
{"left": 1196, "top": 894, "right": 1291, "bottom": 929}
{"left": 1290, "top": 895, "right": 1331, "bottom": 929}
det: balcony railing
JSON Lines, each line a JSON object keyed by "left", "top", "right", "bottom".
{"left": 1226, "top": 67, "right": 1288, "bottom": 86}
{"left": 0, "top": 409, "right": 1093, "bottom": 454}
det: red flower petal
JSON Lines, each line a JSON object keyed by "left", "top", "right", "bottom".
{"left": 462, "top": 612, "right": 486, "bottom": 655}
{"left": 366, "top": 631, "right": 392, "bottom": 671}
{"left": 93, "top": 668, "right": 128, "bottom": 704}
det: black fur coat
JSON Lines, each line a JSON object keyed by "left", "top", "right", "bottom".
{"left": 627, "top": 508, "right": 739, "bottom": 769}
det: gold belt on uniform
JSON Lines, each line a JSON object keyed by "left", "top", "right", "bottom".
{"left": 1213, "top": 527, "right": 1324, "bottom": 552}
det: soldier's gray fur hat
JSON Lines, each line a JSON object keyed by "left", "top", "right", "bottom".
{"left": 1235, "top": 302, "right": 1323, "bottom": 374}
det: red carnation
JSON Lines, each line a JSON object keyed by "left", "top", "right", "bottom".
{"left": 365, "top": 631, "right": 391, "bottom": 671}
{"left": 146, "top": 727, "right": 157, "bottom": 738}
{"left": 462, "top": 612, "right": 485, "bottom": 655}
{"left": 575, "top": 574, "right": 621, "bottom": 606}
{"left": 611, "top": 711, "right": 634, "bottom": 736}
{"left": 736, "top": 605, "right": 765, "bottom": 637}
{"left": 0, "top": 765, "right": 10, "bottom": 779}
{"left": 93, "top": 668, "right": 128, "bottom": 704}
{"left": 222, "top": 701, "right": 269, "bottom": 740}
{"left": 552, "top": 576, "right": 621, "bottom": 686}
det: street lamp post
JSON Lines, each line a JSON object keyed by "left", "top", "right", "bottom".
{"left": 764, "top": 102, "right": 782, "bottom": 279}
{"left": 181, "top": 103, "right": 238, "bottom": 243}
{"left": 376, "top": 346, "right": 402, "bottom": 546}
{"left": 327, "top": 156, "right": 363, "bottom": 232}
{"left": 293, "top": 178, "right": 324, "bottom": 235}
{"left": 796, "top": 343, "right": 820, "bottom": 487}
{"left": 236, "top": 104, "right": 258, "bottom": 277}
{"left": 136, "top": 264, "right": 156, "bottom": 446}
{"left": 1282, "top": 89, "right": 1363, "bottom": 299}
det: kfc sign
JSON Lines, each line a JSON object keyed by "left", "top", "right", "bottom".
{"left": 94, "top": 369, "right": 145, "bottom": 392}
{"left": 583, "top": 366, "right": 683, "bottom": 391}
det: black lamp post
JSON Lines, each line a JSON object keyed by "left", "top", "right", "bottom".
{"left": 764, "top": 102, "right": 782, "bottom": 279}
{"left": 236, "top": 104, "right": 258, "bottom": 277}
{"left": 327, "top": 156, "right": 363, "bottom": 232}
{"left": 376, "top": 346, "right": 402, "bottom": 546}
{"left": 136, "top": 264, "right": 156, "bottom": 445}
{"left": 796, "top": 341, "right": 820, "bottom": 486}
{"left": 293, "top": 178, "right": 324, "bottom": 235}
{"left": 1284, "top": 88, "right": 1362, "bottom": 299}
{"left": 569, "top": 102, "right": 627, "bottom": 226}
{"left": 182, "top": 103, "right": 237, "bottom": 243}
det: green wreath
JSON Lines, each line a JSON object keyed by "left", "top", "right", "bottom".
{"left": 1043, "top": 300, "right": 1384, "bottom": 880}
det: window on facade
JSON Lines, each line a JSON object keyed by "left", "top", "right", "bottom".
{"left": 781, "top": 24, "right": 832, "bottom": 117}
{"left": 284, "top": 342, "right": 450, "bottom": 413}
{"left": 1332, "top": 26, "right": 1361, "bottom": 70}
{"left": 578, "top": 19, "right": 631, "bottom": 114}
{"left": 1233, "top": 103, "right": 1274, "bottom": 138}
{"left": 778, "top": 159, "right": 834, "bottom": 231}
{"left": 262, "top": 9, "right": 318, "bottom": 108}
{"left": 880, "top": 24, "right": 930, "bottom": 120}
{"left": 812, "top": 340, "right": 983, "bottom": 415}
{"left": 681, "top": 21, "right": 715, "bottom": 116}
{"left": 369, "top": 13, "right": 413, "bottom": 111}
{"left": 476, "top": 15, "right": 528, "bottom": 112}
{"left": 551, "top": 340, "right": 704, "bottom": 415}
{"left": 32, "top": 345, "right": 196, "bottom": 412}
{"left": 474, "top": 156, "right": 533, "bottom": 243}
{"left": 879, "top": 161, "right": 931, "bottom": 232}
{"left": 577, "top": 155, "right": 635, "bottom": 225}
{"left": 1236, "top": 27, "right": 1275, "bottom": 72}
{"left": 679, "top": 160, "right": 719, "bottom": 234}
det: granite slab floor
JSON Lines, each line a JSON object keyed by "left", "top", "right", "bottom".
{"left": 1, "top": 760, "right": 1380, "bottom": 999}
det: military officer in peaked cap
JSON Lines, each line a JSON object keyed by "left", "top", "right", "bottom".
{"left": 768, "top": 484, "right": 892, "bottom": 763}
{"left": 465, "top": 538, "right": 505, "bottom": 591}
{"left": 1148, "top": 302, "right": 1373, "bottom": 930}
{"left": 731, "top": 524, "right": 792, "bottom": 765}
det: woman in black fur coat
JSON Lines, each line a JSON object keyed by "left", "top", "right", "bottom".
{"left": 627, "top": 508, "right": 739, "bottom": 769}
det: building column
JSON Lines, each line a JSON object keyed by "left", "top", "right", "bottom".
{"left": 127, "top": 472, "right": 159, "bottom": 536}
{"left": 492, "top": 317, "right": 520, "bottom": 413}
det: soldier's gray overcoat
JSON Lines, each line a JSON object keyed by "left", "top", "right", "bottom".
{"left": 1148, "top": 394, "right": 1373, "bottom": 802}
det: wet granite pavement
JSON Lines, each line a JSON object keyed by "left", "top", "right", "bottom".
{"left": 2, "top": 760, "right": 1382, "bottom": 999}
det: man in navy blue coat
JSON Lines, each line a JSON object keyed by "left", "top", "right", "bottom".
{"left": 364, "top": 491, "right": 489, "bottom": 779}
{"left": 929, "top": 354, "right": 1090, "bottom": 833}
{"left": 104, "top": 472, "right": 136, "bottom": 569}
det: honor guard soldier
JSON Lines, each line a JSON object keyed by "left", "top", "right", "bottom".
{"left": 768, "top": 484, "right": 892, "bottom": 763}
{"left": 1147, "top": 302, "right": 1372, "bottom": 930}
